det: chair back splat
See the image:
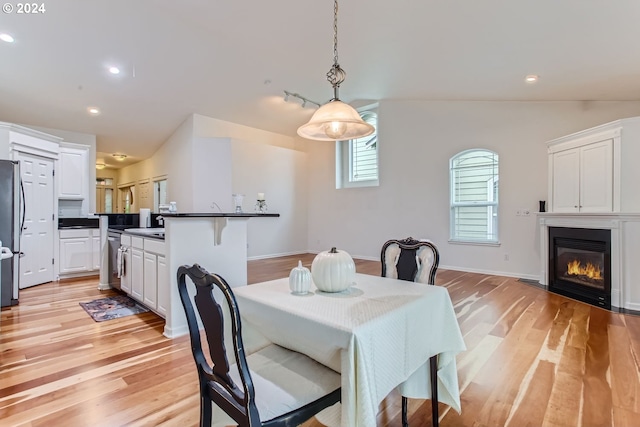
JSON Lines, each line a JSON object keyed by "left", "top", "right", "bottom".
{"left": 177, "top": 263, "right": 341, "bottom": 427}
{"left": 177, "top": 264, "right": 260, "bottom": 425}
{"left": 381, "top": 237, "right": 440, "bottom": 284}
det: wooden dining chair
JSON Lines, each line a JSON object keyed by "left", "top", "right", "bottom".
{"left": 177, "top": 264, "right": 341, "bottom": 427}
{"left": 380, "top": 237, "right": 440, "bottom": 427}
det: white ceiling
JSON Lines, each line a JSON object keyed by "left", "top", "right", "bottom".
{"left": 1, "top": 0, "right": 640, "bottom": 168}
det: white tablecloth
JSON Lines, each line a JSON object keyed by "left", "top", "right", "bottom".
{"left": 233, "top": 273, "right": 466, "bottom": 427}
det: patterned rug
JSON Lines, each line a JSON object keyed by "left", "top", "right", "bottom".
{"left": 79, "top": 294, "right": 149, "bottom": 322}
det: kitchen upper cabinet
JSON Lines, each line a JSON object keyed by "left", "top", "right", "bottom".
{"left": 546, "top": 117, "right": 640, "bottom": 214}
{"left": 550, "top": 140, "right": 613, "bottom": 213}
{"left": 58, "top": 145, "right": 89, "bottom": 200}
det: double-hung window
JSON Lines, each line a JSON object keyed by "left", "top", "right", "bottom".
{"left": 450, "top": 149, "right": 499, "bottom": 243}
{"left": 336, "top": 109, "right": 378, "bottom": 188}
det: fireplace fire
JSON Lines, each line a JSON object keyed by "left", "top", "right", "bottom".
{"left": 548, "top": 227, "right": 611, "bottom": 309}
{"left": 566, "top": 260, "right": 601, "bottom": 280}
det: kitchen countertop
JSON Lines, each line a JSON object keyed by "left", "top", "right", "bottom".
{"left": 58, "top": 217, "right": 99, "bottom": 229}
{"left": 159, "top": 212, "right": 279, "bottom": 218}
{"left": 122, "top": 228, "right": 165, "bottom": 240}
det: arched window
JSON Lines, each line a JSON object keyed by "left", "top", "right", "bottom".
{"left": 450, "top": 149, "right": 499, "bottom": 243}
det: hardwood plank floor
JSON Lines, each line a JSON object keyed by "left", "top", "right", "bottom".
{"left": 2, "top": 254, "right": 639, "bottom": 426}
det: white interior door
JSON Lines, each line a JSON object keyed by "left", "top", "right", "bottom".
{"left": 18, "top": 152, "right": 55, "bottom": 288}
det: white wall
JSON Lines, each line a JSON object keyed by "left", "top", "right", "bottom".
{"left": 306, "top": 100, "right": 640, "bottom": 279}
{"left": 192, "top": 114, "right": 305, "bottom": 152}
{"left": 118, "top": 114, "right": 308, "bottom": 258}
{"left": 231, "top": 140, "right": 308, "bottom": 258}
{"left": 118, "top": 115, "right": 194, "bottom": 211}
{"left": 192, "top": 137, "right": 233, "bottom": 212}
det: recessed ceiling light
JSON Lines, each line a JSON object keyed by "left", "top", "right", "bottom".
{"left": 108, "top": 66, "right": 120, "bottom": 75}
{"left": 87, "top": 107, "right": 101, "bottom": 115}
{"left": 0, "top": 33, "right": 15, "bottom": 43}
{"left": 112, "top": 153, "right": 127, "bottom": 161}
{"left": 525, "top": 74, "right": 539, "bottom": 83}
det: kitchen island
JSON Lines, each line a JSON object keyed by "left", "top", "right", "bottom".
{"left": 159, "top": 213, "right": 279, "bottom": 338}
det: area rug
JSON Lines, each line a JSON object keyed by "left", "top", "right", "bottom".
{"left": 79, "top": 295, "right": 149, "bottom": 322}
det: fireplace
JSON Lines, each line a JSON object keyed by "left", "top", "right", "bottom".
{"left": 548, "top": 227, "right": 611, "bottom": 309}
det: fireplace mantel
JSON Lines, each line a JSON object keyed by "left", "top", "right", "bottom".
{"left": 539, "top": 212, "right": 640, "bottom": 310}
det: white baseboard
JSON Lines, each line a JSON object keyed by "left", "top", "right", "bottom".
{"left": 97, "top": 282, "right": 111, "bottom": 291}
{"left": 163, "top": 324, "right": 189, "bottom": 339}
{"left": 252, "top": 251, "right": 542, "bottom": 282}
{"left": 438, "top": 264, "right": 541, "bottom": 282}
{"left": 247, "top": 250, "right": 308, "bottom": 261}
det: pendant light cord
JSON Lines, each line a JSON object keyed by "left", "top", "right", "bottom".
{"left": 333, "top": 0, "right": 339, "bottom": 68}
{"left": 326, "top": 0, "right": 346, "bottom": 101}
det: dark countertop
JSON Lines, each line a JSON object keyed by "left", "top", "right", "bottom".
{"left": 58, "top": 217, "right": 99, "bottom": 229}
{"left": 123, "top": 229, "right": 165, "bottom": 240}
{"left": 160, "top": 213, "right": 279, "bottom": 218}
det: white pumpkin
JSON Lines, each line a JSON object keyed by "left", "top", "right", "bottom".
{"left": 311, "top": 247, "right": 356, "bottom": 293}
{"left": 289, "top": 260, "right": 312, "bottom": 295}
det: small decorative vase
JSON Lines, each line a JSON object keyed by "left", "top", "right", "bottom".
{"left": 311, "top": 247, "right": 356, "bottom": 293}
{"left": 232, "top": 194, "right": 244, "bottom": 213}
{"left": 289, "top": 260, "right": 312, "bottom": 295}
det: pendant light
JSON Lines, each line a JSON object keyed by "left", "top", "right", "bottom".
{"left": 297, "top": 0, "right": 374, "bottom": 141}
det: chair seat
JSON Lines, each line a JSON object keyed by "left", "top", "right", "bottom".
{"left": 213, "top": 344, "right": 341, "bottom": 424}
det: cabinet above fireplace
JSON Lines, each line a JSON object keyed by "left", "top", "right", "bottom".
{"left": 547, "top": 117, "right": 640, "bottom": 214}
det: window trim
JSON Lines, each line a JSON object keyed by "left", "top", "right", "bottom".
{"left": 336, "top": 106, "right": 379, "bottom": 189}
{"left": 449, "top": 149, "right": 500, "bottom": 245}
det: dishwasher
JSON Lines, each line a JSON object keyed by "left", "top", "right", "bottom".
{"left": 108, "top": 230, "right": 123, "bottom": 290}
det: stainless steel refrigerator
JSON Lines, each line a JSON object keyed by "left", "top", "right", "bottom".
{"left": 0, "top": 160, "right": 22, "bottom": 307}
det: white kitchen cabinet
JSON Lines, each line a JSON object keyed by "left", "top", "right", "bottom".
{"left": 156, "top": 255, "right": 168, "bottom": 316}
{"left": 91, "top": 229, "right": 101, "bottom": 271}
{"left": 130, "top": 244, "right": 144, "bottom": 303}
{"left": 59, "top": 228, "right": 101, "bottom": 276}
{"left": 120, "top": 234, "right": 132, "bottom": 294}
{"left": 550, "top": 139, "right": 613, "bottom": 213}
{"left": 58, "top": 145, "right": 89, "bottom": 200}
{"left": 59, "top": 235, "right": 91, "bottom": 273}
{"left": 547, "top": 117, "right": 640, "bottom": 213}
{"left": 142, "top": 238, "right": 166, "bottom": 316}
{"left": 143, "top": 252, "right": 158, "bottom": 310}
{"left": 121, "top": 233, "right": 166, "bottom": 317}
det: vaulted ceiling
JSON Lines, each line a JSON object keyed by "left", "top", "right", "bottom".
{"left": 1, "top": 0, "right": 639, "bottom": 168}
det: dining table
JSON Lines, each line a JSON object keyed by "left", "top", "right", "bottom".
{"left": 231, "top": 273, "right": 466, "bottom": 427}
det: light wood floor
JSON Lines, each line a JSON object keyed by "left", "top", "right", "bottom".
{"left": 2, "top": 254, "right": 640, "bottom": 426}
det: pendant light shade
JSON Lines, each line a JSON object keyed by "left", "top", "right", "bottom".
{"left": 297, "top": 99, "right": 374, "bottom": 141}
{"left": 297, "top": 0, "right": 374, "bottom": 141}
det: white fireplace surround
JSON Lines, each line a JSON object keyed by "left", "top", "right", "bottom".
{"left": 539, "top": 213, "right": 640, "bottom": 310}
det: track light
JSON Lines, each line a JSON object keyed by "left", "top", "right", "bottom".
{"left": 283, "top": 90, "right": 320, "bottom": 108}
